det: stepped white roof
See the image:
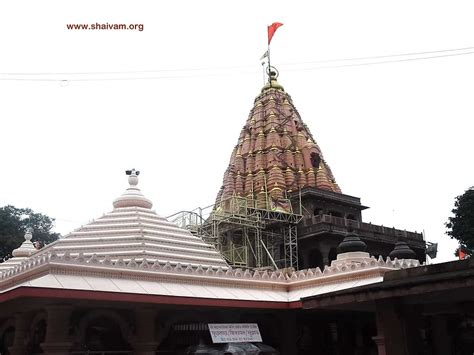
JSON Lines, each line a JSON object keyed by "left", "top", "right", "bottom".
{"left": 42, "top": 206, "right": 227, "bottom": 269}
{"left": 0, "top": 170, "right": 421, "bottom": 307}
{"left": 1, "top": 169, "right": 227, "bottom": 272}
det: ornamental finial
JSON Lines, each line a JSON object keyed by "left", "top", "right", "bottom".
{"left": 125, "top": 169, "right": 140, "bottom": 187}
{"left": 24, "top": 227, "right": 33, "bottom": 241}
{"left": 113, "top": 169, "right": 152, "bottom": 209}
{"left": 12, "top": 228, "right": 37, "bottom": 257}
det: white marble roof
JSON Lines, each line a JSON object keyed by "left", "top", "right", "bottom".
{"left": 9, "top": 170, "right": 228, "bottom": 271}
{"left": 41, "top": 206, "right": 227, "bottom": 269}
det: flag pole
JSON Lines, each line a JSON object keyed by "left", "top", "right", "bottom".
{"left": 266, "top": 22, "right": 282, "bottom": 82}
{"left": 267, "top": 36, "right": 271, "bottom": 82}
{"left": 261, "top": 62, "right": 266, "bottom": 85}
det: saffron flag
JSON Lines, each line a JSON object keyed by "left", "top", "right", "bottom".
{"left": 268, "top": 22, "right": 283, "bottom": 44}
{"left": 459, "top": 248, "right": 466, "bottom": 260}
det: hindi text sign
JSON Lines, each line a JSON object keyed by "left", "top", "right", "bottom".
{"left": 208, "top": 323, "right": 262, "bottom": 343}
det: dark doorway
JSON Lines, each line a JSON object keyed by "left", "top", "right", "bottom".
{"left": 308, "top": 249, "right": 324, "bottom": 270}
{"left": 0, "top": 326, "right": 14, "bottom": 355}
{"left": 328, "top": 248, "right": 338, "bottom": 265}
{"left": 29, "top": 319, "right": 46, "bottom": 354}
{"left": 329, "top": 211, "right": 343, "bottom": 218}
{"left": 313, "top": 208, "right": 323, "bottom": 216}
{"left": 84, "top": 316, "right": 131, "bottom": 352}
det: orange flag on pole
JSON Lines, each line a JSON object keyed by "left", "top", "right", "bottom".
{"left": 268, "top": 22, "right": 283, "bottom": 44}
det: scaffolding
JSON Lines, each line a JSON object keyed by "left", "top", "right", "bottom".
{"left": 168, "top": 195, "right": 303, "bottom": 271}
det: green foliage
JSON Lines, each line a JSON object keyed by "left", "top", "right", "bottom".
{"left": 446, "top": 188, "right": 474, "bottom": 256}
{"left": 0, "top": 205, "right": 60, "bottom": 262}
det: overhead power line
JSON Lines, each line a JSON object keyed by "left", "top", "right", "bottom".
{"left": 284, "top": 49, "right": 474, "bottom": 72}
{"left": 1, "top": 45, "right": 473, "bottom": 82}
{"left": 283, "top": 45, "right": 474, "bottom": 65}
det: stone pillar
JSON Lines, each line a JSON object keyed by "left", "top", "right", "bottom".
{"left": 133, "top": 308, "right": 158, "bottom": 355}
{"left": 9, "top": 313, "right": 30, "bottom": 355}
{"left": 374, "top": 301, "right": 406, "bottom": 355}
{"left": 431, "top": 315, "right": 451, "bottom": 355}
{"left": 374, "top": 300, "right": 422, "bottom": 355}
{"left": 372, "top": 312, "right": 386, "bottom": 355}
{"left": 372, "top": 336, "right": 386, "bottom": 355}
{"left": 41, "top": 305, "right": 73, "bottom": 355}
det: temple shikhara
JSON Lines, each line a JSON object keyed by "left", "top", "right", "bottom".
{"left": 171, "top": 69, "right": 426, "bottom": 273}
{"left": 1, "top": 68, "right": 473, "bottom": 355}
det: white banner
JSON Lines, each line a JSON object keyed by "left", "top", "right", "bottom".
{"left": 208, "top": 323, "right": 262, "bottom": 343}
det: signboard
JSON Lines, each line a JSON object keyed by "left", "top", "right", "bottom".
{"left": 208, "top": 323, "right": 262, "bottom": 343}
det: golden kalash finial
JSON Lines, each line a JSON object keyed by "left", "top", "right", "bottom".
{"left": 262, "top": 66, "right": 284, "bottom": 92}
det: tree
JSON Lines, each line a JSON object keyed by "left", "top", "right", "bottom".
{"left": 0, "top": 205, "right": 60, "bottom": 262}
{"left": 446, "top": 187, "right": 474, "bottom": 256}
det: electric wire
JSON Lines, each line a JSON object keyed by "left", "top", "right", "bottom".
{"left": 284, "top": 50, "right": 474, "bottom": 72}
{"left": 2, "top": 45, "right": 473, "bottom": 76}
{"left": 283, "top": 45, "right": 474, "bottom": 65}
{"left": 1, "top": 45, "right": 473, "bottom": 82}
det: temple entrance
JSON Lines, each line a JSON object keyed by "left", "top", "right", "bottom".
{"left": 73, "top": 311, "right": 132, "bottom": 355}
{"left": 29, "top": 318, "right": 46, "bottom": 354}
{"left": 84, "top": 316, "right": 131, "bottom": 352}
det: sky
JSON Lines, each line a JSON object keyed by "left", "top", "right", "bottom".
{"left": 1, "top": 0, "right": 473, "bottom": 263}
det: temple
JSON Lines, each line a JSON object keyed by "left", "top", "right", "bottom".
{"left": 171, "top": 69, "right": 426, "bottom": 272}
{"left": 1, "top": 69, "right": 473, "bottom": 355}
{"left": 0, "top": 168, "right": 426, "bottom": 354}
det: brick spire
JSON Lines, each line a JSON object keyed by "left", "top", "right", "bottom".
{"left": 215, "top": 71, "right": 341, "bottom": 207}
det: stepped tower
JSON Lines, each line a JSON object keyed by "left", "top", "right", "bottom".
{"left": 214, "top": 70, "right": 341, "bottom": 210}
{"left": 171, "top": 68, "right": 427, "bottom": 271}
